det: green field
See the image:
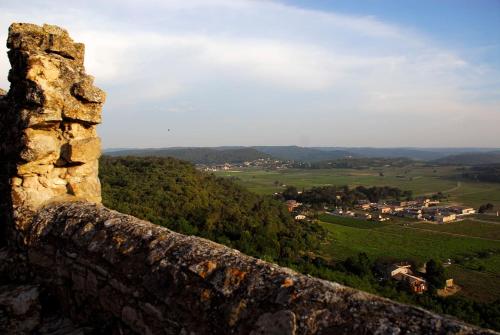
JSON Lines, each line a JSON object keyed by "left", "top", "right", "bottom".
{"left": 215, "top": 166, "right": 500, "bottom": 302}
{"left": 445, "top": 264, "right": 500, "bottom": 302}
{"left": 318, "top": 214, "right": 500, "bottom": 302}
{"left": 474, "top": 214, "right": 500, "bottom": 222}
{"left": 319, "top": 214, "right": 390, "bottom": 229}
{"left": 410, "top": 219, "right": 500, "bottom": 240}
{"left": 214, "top": 165, "right": 500, "bottom": 209}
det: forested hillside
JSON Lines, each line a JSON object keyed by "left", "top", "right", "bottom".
{"left": 99, "top": 156, "right": 324, "bottom": 261}
{"left": 105, "top": 147, "right": 272, "bottom": 164}
{"left": 434, "top": 152, "right": 500, "bottom": 165}
{"left": 304, "top": 157, "right": 414, "bottom": 169}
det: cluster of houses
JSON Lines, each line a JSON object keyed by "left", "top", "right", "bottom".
{"left": 198, "top": 158, "right": 291, "bottom": 172}
{"left": 331, "top": 207, "right": 391, "bottom": 222}
{"left": 286, "top": 197, "right": 476, "bottom": 224}
{"left": 355, "top": 199, "right": 476, "bottom": 223}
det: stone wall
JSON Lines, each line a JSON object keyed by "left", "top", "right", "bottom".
{"left": 23, "top": 201, "right": 496, "bottom": 334}
{"left": 0, "top": 23, "right": 497, "bottom": 334}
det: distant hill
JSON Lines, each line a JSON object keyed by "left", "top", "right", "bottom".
{"left": 308, "top": 157, "right": 415, "bottom": 169}
{"left": 318, "top": 147, "right": 500, "bottom": 161}
{"left": 319, "top": 148, "right": 448, "bottom": 160}
{"left": 105, "top": 147, "right": 272, "bottom": 164}
{"left": 253, "top": 146, "right": 355, "bottom": 162}
{"left": 104, "top": 146, "right": 500, "bottom": 164}
{"left": 433, "top": 151, "right": 500, "bottom": 165}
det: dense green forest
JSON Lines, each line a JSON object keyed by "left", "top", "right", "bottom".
{"left": 99, "top": 156, "right": 500, "bottom": 331}
{"left": 99, "top": 156, "right": 324, "bottom": 260}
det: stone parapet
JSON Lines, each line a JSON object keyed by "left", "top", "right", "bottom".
{"left": 25, "top": 201, "right": 496, "bottom": 335}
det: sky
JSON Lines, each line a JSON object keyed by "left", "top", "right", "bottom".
{"left": 0, "top": 0, "right": 499, "bottom": 148}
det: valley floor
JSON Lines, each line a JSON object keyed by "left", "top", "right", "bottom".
{"left": 215, "top": 166, "right": 500, "bottom": 303}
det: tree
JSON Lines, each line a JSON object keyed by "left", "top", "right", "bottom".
{"left": 425, "top": 259, "right": 446, "bottom": 292}
{"left": 343, "top": 253, "right": 372, "bottom": 277}
{"left": 282, "top": 186, "right": 299, "bottom": 200}
{"left": 478, "top": 203, "right": 494, "bottom": 213}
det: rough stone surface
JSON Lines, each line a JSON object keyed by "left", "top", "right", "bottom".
{"left": 0, "top": 285, "right": 41, "bottom": 333}
{"left": 0, "top": 282, "right": 94, "bottom": 334}
{"left": 0, "top": 22, "right": 498, "bottom": 334}
{"left": 62, "top": 137, "right": 102, "bottom": 163}
{"left": 23, "top": 202, "right": 497, "bottom": 335}
{"left": 1, "top": 22, "right": 104, "bottom": 243}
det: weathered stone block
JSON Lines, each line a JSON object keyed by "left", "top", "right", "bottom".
{"left": 21, "top": 175, "right": 40, "bottom": 189}
{"left": 17, "top": 161, "right": 54, "bottom": 176}
{"left": 62, "top": 122, "right": 97, "bottom": 140}
{"left": 26, "top": 54, "right": 61, "bottom": 84}
{"left": 8, "top": 23, "right": 84, "bottom": 65}
{"left": 62, "top": 99, "right": 102, "bottom": 124}
{"left": 66, "top": 161, "right": 97, "bottom": 179}
{"left": 11, "top": 185, "right": 55, "bottom": 211}
{"left": 62, "top": 137, "right": 101, "bottom": 163}
{"left": 18, "top": 111, "right": 60, "bottom": 131}
{"left": 67, "top": 175, "right": 101, "bottom": 203}
{"left": 19, "top": 129, "right": 60, "bottom": 163}
{"left": 72, "top": 76, "right": 106, "bottom": 103}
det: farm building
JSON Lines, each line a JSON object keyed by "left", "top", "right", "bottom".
{"left": 392, "top": 206, "right": 404, "bottom": 212}
{"left": 286, "top": 200, "right": 301, "bottom": 212}
{"left": 378, "top": 206, "right": 392, "bottom": 214}
{"left": 387, "top": 264, "right": 427, "bottom": 294}
{"left": 449, "top": 207, "right": 476, "bottom": 215}
{"left": 358, "top": 203, "right": 371, "bottom": 210}
{"left": 435, "top": 214, "right": 456, "bottom": 224}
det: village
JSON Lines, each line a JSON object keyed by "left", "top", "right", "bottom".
{"left": 198, "top": 158, "right": 291, "bottom": 172}
{"left": 284, "top": 197, "right": 478, "bottom": 295}
{"left": 286, "top": 197, "right": 476, "bottom": 224}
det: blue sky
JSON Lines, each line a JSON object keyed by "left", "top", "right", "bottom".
{"left": 1, "top": 0, "right": 499, "bottom": 148}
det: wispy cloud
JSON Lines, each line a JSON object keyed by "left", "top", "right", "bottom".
{"left": 0, "top": 0, "right": 498, "bottom": 147}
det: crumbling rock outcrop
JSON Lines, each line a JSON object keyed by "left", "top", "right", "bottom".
{"left": 1, "top": 23, "right": 104, "bottom": 245}
{"left": 0, "top": 23, "right": 498, "bottom": 334}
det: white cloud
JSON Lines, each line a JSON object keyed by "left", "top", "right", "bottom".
{"left": 0, "top": 0, "right": 498, "bottom": 146}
